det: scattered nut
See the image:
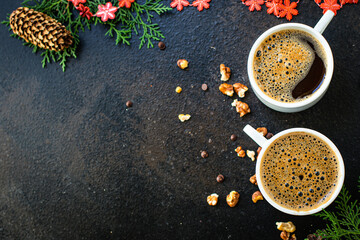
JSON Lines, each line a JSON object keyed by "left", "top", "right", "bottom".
{"left": 233, "top": 83, "right": 248, "bottom": 98}
{"left": 235, "top": 100, "right": 250, "bottom": 117}
{"left": 175, "top": 86, "right": 182, "bottom": 93}
{"left": 252, "top": 191, "right": 264, "bottom": 203}
{"left": 216, "top": 174, "right": 225, "bottom": 183}
{"left": 220, "top": 64, "right": 231, "bottom": 81}
{"left": 201, "top": 83, "right": 208, "bottom": 91}
{"left": 226, "top": 191, "right": 240, "bottom": 207}
{"left": 230, "top": 134, "right": 237, "bottom": 141}
{"left": 290, "top": 234, "right": 297, "bottom": 240}
{"left": 178, "top": 114, "right": 191, "bottom": 122}
{"left": 256, "top": 147, "right": 262, "bottom": 160}
{"left": 231, "top": 99, "right": 238, "bottom": 107}
{"left": 247, "top": 150, "right": 256, "bottom": 161}
{"left": 256, "top": 127, "right": 268, "bottom": 136}
{"left": 219, "top": 83, "right": 234, "bottom": 97}
{"left": 201, "top": 151, "right": 209, "bottom": 158}
{"left": 177, "top": 59, "right": 188, "bottom": 69}
{"left": 276, "top": 222, "right": 296, "bottom": 233}
{"left": 249, "top": 174, "right": 257, "bottom": 185}
{"left": 266, "top": 132, "right": 274, "bottom": 139}
{"left": 307, "top": 234, "right": 321, "bottom": 240}
{"left": 257, "top": 147, "right": 262, "bottom": 155}
{"left": 158, "top": 41, "right": 166, "bottom": 50}
{"left": 235, "top": 146, "right": 246, "bottom": 158}
{"left": 280, "top": 231, "right": 290, "bottom": 240}
{"left": 126, "top": 101, "right": 133, "bottom": 108}
{"left": 207, "top": 193, "right": 219, "bottom": 206}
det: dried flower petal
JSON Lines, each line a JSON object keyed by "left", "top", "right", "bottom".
{"left": 76, "top": 4, "right": 93, "bottom": 20}
{"left": 266, "top": 0, "right": 283, "bottom": 17}
{"left": 95, "top": 2, "right": 118, "bottom": 22}
{"left": 320, "top": 0, "right": 341, "bottom": 15}
{"left": 278, "top": 0, "right": 298, "bottom": 21}
{"left": 170, "top": 0, "right": 190, "bottom": 11}
{"left": 68, "top": 0, "right": 86, "bottom": 7}
{"left": 192, "top": 0, "right": 211, "bottom": 11}
{"left": 119, "top": 0, "right": 135, "bottom": 8}
{"left": 244, "top": 0, "right": 265, "bottom": 11}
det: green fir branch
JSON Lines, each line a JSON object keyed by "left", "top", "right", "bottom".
{"left": 306, "top": 178, "right": 360, "bottom": 240}
{"left": 2, "top": 0, "right": 171, "bottom": 71}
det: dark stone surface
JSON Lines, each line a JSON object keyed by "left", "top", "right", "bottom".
{"left": 0, "top": 1, "right": 359, "bottom": 239}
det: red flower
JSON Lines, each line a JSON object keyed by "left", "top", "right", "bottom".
{"left": 76, "top": 4, "right": 93, "bottom": 20}
{"left": 339, "top": 0, "right": 358, "bottom": 5}
{"left": 95, "top": 2, "right": 118, "bottom": 22}
{"left": 68, "top": 0, "right": 86, "bottom": 7}
{"left": 244, "top": 0, "right": 265, "bottom": 11}
{"left": 119, "top": 0, "right": 135, "bottom": 8}
{"left": 266, "top": 0, "right": 282, "bottom": 17}
{"left": 279, "top": 0, "right": 298, "bottom": 21}
{"left": 170, "top": 0, "right": 190, "bottom": 11}
{"left": 192, "top": 0, "right": 211, "bottom": 11}
{"left": 314, "top": 0, "right": 322, "bottom": 4}
{"left": 320, "top": 0, "right": 341, "bottom": 15}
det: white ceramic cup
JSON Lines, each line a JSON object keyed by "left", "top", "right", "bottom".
{"left": 243, "top": 124, "right": 345, "bottom": 216}
{"left": 247, "top": 11, "right": 335, "bottom": 112}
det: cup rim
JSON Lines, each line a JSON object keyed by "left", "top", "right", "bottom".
{"left": 247, "top": 23, "right": 334, "bottom": 110}
{"left": 255, "top": 128, "right": 345, "bottom": 216}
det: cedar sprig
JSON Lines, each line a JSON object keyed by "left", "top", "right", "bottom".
{"left": 305, "top": 177, "right": 360, "bottom": 240}
{"left": 2, "top": 0, "right": 171, "bottom": 71}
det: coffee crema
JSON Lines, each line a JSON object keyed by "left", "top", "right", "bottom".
{"left": 253, "top": 29, "right": 327, "bottom": 103}
{"left": 260, "top": 132, "right": 339, "bottom": 211}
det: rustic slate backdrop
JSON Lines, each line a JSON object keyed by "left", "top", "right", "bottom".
{"left": 0, "top": 1, "right": 359, "bottom": 239}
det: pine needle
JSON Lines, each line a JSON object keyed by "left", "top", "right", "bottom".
{"left": 2, "top": 0, "right": 171, "bottom": 71}
{"left": 306, "top": 177, "right": 360, "bottom": 240}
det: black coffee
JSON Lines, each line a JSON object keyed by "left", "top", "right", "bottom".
{"left": 253, "top": 29, "right": 327, "bottom": 103}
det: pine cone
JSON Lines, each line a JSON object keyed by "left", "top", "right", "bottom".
{"left": 10, "top": 7, "right": 73, "bottom": 52}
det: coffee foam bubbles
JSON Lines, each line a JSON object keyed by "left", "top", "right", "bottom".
{"left": 253, "top": 30, "right": 326, "bottom": 102}
{"left": 260, "top": 132, "right": 339, "bottom": 211}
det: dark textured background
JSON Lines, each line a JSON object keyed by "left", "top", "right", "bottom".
{"left": 0, "top": 1, "right": 359, "bottom": 239}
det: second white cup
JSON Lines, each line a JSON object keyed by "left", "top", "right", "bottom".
{"left": 243, "top": 124, "right": 345, "bottom": 216}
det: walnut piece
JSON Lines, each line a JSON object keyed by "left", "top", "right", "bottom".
{"left": 256, "top": 127, "right": 268, "bottom": 137}
{"left": 247, "top": 150, "right": 256, "bottom": 161}
{"left": 219, "top": 83, "right": 234, "bottom": 97}
{"left": 252, "top": 191, "right": 264, "bottom": 203}
{"left": 226, "top": 191, "right": 240, "bottom": 207}
{"left": 220, "top": 64, "right": 231, "bottom": 81}
{"left": 290, "top": 234, "right": 297, "bottom": 240}
{"left": 280, "top": 231, "right": 290, "bottom": 240}
{"left": 177, "top": 59, "right": 188, "bottom": 69}
{"left": 235, "top": 146, "right": 246, "bottom": 158}
{"left": 256, "top": 147, "right": 262, "bottom": 160}
{"left": 306, "top": 234, "right": 322, "bottom": 240}
{"left": 231, "top": 99, "right": 238, "bottom": 107}
{"left": 175, "top": 86, "right": 182, "bottom": 93}
{"left": 249, "top": 174, "right": 257, "bottom": 185}
{"left": 233, "top": 83, "right": 248, "bottom": 98}
{"left": 280, "top": 232, "right": 297, "bottom": 240}
{"left": 178, "top": 114, "right": 191, "bottom": 122}
{"left": 276, "top": 222, "right": 296, "bottom": 233}
{"left": 235, "top": 100, "right": 250, "bottom": 117}
{"left": 207, "top": 193, "right": 219, "bottom": 206}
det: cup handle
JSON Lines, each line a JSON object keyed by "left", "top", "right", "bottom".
{"left": 243, "top": 124, "right": 268, "bottom": 147}
{"left": 314, "top": 10, "right": 335, "bottom": 34}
